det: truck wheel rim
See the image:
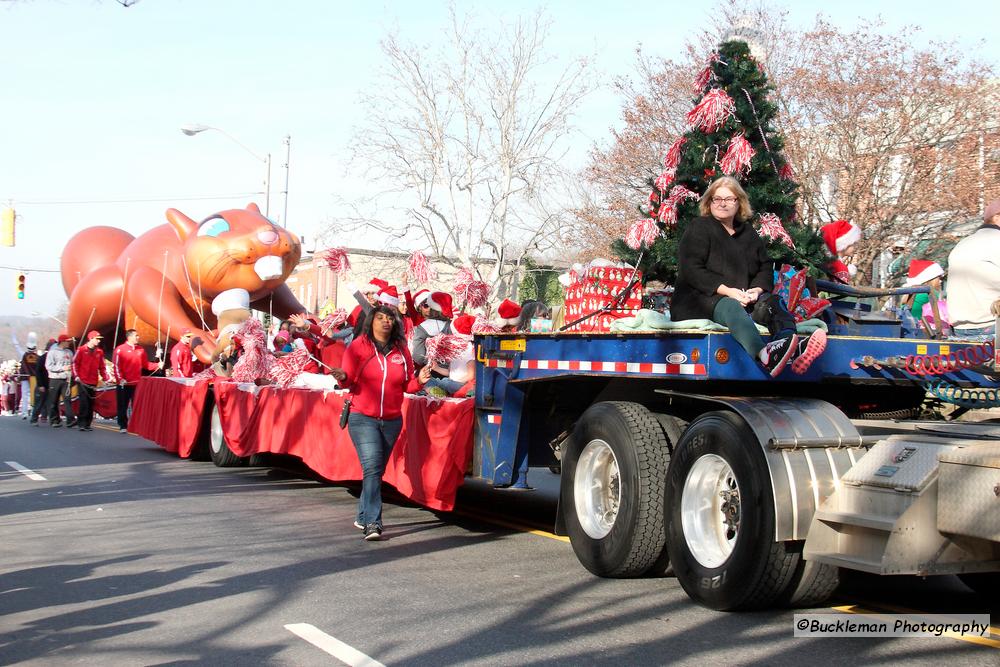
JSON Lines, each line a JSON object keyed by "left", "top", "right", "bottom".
{"left": 210, "top": 406, "right": 223, "bottom": 454}
{"left": 681, "top": 453, "right": 741, "bottom": 568}
{"left": 574, "top": 439, "right": 621, "bottom": 539}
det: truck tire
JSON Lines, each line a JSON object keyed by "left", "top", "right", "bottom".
{"left": 959, "top": 572, "right": 1000, "bottom": 597}
{"left": 561, "top": 401, "right": 670, "bottom": 578}
{"left": 780, "top": 555, "right": 840, "bottom": 608}
{"left": 208, "top": 404, "right": 247, "bottom": 467}
{"left": 665, "top": 411, "right": 799, "bottom": 610}
{"left": 646, "top": 413, "right": 687, "bottom": 577}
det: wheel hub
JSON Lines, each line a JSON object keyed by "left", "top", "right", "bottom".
{"left": 680, "top": 453, "right": 741, "bottom": 568}
{"left": 574, "top": 439, "right": 621, "bottom": 539}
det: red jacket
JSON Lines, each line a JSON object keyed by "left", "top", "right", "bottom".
{"left": 340, "top": 335, "right": 421, "bottom": 420}
{"left": 73, "top": 346, "right": 110, "bottom": 386}
{"left": 170, "top": 342, "right": 193, "bottom": 378}
{"left": 113, "top": 343, "right": 158, "bottom": 384}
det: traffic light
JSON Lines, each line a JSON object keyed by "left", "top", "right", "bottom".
{"left": 16, "top": 273, "right": 25, "bottom": 299}
{"left": 0, "top": 207, "right": 13, "bottom": 247}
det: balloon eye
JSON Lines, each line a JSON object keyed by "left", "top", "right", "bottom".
{"left": 197, "top": 218, "right": 230, "bottom": 238}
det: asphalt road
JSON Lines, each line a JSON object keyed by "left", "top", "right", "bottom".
{"left": 1, "top": 414, "right": 998, "bottom": 666}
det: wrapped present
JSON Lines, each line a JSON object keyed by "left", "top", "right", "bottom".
{"left": 563, "top": 264, "right": 643, "bottom": 333}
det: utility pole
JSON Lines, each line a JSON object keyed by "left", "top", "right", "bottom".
{"left": 282, "top": 135, "right": 291, "bottom": 227}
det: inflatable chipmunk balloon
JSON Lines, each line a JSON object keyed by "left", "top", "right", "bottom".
{"left": 60, "top": 203, "right": 306, "bottom": 364}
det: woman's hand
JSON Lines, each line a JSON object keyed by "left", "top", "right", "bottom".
{"left": 289, "top": 313, "right": 309, "bottom": 328}
{"left": 418, "top": 365, "right": 432, "bottom": 384}
{"left": 330, "top": 368, "right": 347, "bottom": 382}
{"left": 720, "top": 285, "right": 753, "bottom": 306}
{"left": 744, "top": 287, "right": 763, "bottom": 304}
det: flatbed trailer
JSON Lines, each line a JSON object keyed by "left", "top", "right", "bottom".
{"left": 472, "top": 318, "right": 1000, "bottom": 610}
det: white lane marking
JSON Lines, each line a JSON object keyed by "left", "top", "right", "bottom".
{"left": 284, "top": 623, "right": 386, "bottom": 667}
{"left": 5, "top": 461, "right": 46, "bottom": 481}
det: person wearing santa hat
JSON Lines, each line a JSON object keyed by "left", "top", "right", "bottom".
{"left": 948, "top": 198, "right": 1000, "bottom": 338}
{"left": 346, "top": 278, "right": 388, "bottom": 335}
{"left": 411, "top": 291, "right": 454, "bottom": 368}
{"left": 72, "top": 330, "right": 111, "bottom": 431}
{"left": 819, "top": 220, "right": 861, "bottom": 285}
{"left": 170, "top": 329, "right": 196, "bottom": 378}
{"left": 820, "top": 220, "right": 862, "bottom": 285}
{"left": 902, "top": 259, "right": 945, "bottom": 321}
{"left": 497, "top": 299, "right": 522, "bottom": 333}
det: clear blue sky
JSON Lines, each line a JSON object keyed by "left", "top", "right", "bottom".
{"left": 0, "top": 0, "right": 996, "bottom": 318}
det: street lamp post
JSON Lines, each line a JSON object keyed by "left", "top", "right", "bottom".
{"left": 180, "top": 123, "right": 272, "bottom": 218}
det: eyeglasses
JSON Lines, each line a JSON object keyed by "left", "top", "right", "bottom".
{"left": 712, "top": 196, "right": 738, "bottom": 204}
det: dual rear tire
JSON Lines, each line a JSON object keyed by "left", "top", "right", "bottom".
{"left": 562, "top": 405, "right": 839, "bottom": 609}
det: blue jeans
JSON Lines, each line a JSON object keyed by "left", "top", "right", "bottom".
{"left": 424, "top": 377, "right": 464, "bottom": 395}
{"left": 952, "top": 325, "right": 995, "bottom": 342}
{"left": 347, "top": 412, "right": 403, "bottom": 527}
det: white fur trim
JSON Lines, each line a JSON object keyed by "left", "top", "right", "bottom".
{"left": 836, "top": 223, "right": 862, "bottom": 252}
{"left": 211, "top": 288, "right": 251, "bottom": 316}
{"left": 414, "top": 291, "right": 431, "bottom": 307}
{"left": 904, "top": 263, "right": 945, "bottom": 286}
{"left": 377, "top": 293, "right": 400, "bottom": 307}
{"left": 500, "top": 317, "right": 520, "bottom": 326}
{"left": 847, "top": 263, "right": 858, "bottom": 277}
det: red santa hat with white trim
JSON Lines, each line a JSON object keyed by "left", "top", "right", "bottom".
{"left": 904, "top": 260, "right": 945, "bottom": 287}
{"left": 413, "top": 289, "right": 431, "bottom": 308}
{"left": 376, "top": 285, "right": 400, "bottom": 307}
{"left": 821, "top": 220, "right": 862, "bottom": 255}
{"left": 362, "top": 278, "right": 389, "bottom": 294}
{"left": 451, "top": 313, "right": 475, "bottom": 337}
{"left": 497, "top": 299, "right": 522, "bottom": 326}
{"left": 426, "top": 291, "right": 454, "bottom": 319}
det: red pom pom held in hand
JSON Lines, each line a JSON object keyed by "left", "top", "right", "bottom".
{"left": 407, "top": 250, "right": 436, "bottom": 284}
{"left": 625, "top": 218, "right": 661, "bottom": 250}
{"left": 323, "top": 247, "right": 351, "bottom": 279}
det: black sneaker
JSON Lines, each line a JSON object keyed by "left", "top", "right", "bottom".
{"left": 791, "top": 329, "right": 827, "bottom": 375}
{"left": 758, "top": 334, "right": 798, "bottom": 378}
{"left": 363, "top": 523, "right": 383, "bottom": 541}
{"left": 52, "top": 421, "right": 62, "bottom": 428}
{"left": 66, "top": 421, "right": 78, "bottom": 428}
{"left": 81, "top": 426, "right": 93, "bottom": 432}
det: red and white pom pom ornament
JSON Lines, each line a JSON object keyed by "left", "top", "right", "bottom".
{"left": 654, "top": 169, "right": 675, "bottom": 193}
{"left": 323, "top": 247, "right": 351, "bottom": 279}
{"left": 657, "top": 184, "right": 701, "bottom": 227}
{"left": 407, "top": 250, "right": 436, "bottom": 284}
{"left": 425, "top": 333, "right": 469, "bottom": 364}
{"left": 685, "top": 88, "right": 736, "bottom": 133}
{"left": 693, "top": 52, "right": 724, "bottom": 93}
{"left": 472, "top": 315, "right": 501, "bottom": 334}
{"left": 756, "top": 213, "right": 796, "bottom": 249}
{"left": 719, "top": 134, "right": 756, "bottom": 178}
{"left": 625, "top": 218, "right": 661, "bottom": 250}
{"left": 663, "top": 137, "right": 687, "bottom": 171}
{"left": 269, "top": 347, "right": 311, "bottom": 388}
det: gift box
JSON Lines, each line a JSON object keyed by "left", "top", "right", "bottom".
{"left": 563, "top": 266, "right": 643, "bottom": 332}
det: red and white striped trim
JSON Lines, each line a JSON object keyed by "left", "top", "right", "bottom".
{"left": 483, "top": 358, "right": 706, "bottom": 375}
{"left": 486, "top": 414, "right": 502, "bottom": 425}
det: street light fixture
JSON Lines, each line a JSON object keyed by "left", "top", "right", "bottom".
{"left": 180, "top": 123, "right": 272, "bottom": 218}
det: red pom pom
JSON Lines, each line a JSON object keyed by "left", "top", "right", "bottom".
{"left": 663, "top": 137, "right": 687, "bottom": 171}
{"left": 719, "top": 133, "right": 756, "bottom": 178}
{"left": 268, "top": 347, "right": 311, "bottom": 388}
{"left": 230, "top": 318, "right": 274, "bottom": 383}
{"left": 657, "top": 185, "right": 700, "bottom": 227}
{"left": 407, "top": 250, "right": 436, "bottom": 284}
{"left": 625, "top": 218, "right": 660, "bottom": 250}
{"left": 453, "top": 267, "right": 489, "bottom": 309}
{"left": 323, "top": 248, "right": 351, "bottom": 279}
{"left": 425, "top": 333, "right": 470, "bottom": 364}
{"left": 756, "top": 213, "right": 796, "bottom": 249}
{"left": 685, "top": 88, "right": 736, "bottom": 133}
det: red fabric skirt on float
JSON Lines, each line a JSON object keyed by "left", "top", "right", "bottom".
{"left": 128, "top": 376, "right": 475, "bottom": 511}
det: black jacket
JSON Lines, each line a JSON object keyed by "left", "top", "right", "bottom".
{"left": 671, "top": 215, "right": 774, "bottom": 321}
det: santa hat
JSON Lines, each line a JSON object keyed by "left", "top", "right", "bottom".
{"left": 821, "top": 220, "right": 862, "bottom": 255}
{"left": 362, "top": 278, "right": 388, "bottom": 294}
{"left": 413, "top": 289, "right": 431, "bottom": 307}
{"left": 426, "top": 291, "right": 454, "bottom": 319}
{"left": 904, "top": 260, "right": 945, "bottom": 287}
{"left": 451, "top": 313, "right": 475, "bottom": 336}
{"left": 211, "top": 288, "right": 250, "bottom": 316}
{"left": 497, "top": 299, "right": 522, "bottom": 326}
{"left": 376, "top": 285, "right": 400, "bottom": 307}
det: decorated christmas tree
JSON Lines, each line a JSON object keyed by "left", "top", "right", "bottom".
{"left": 614, "top": 40, "right": 828, "bottom": 284}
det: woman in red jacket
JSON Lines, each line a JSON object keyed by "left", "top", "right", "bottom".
{"left": 332, "top": 305, "right": 431, "bottom": 541}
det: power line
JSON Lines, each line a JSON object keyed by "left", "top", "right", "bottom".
{"left": 0, "top": 265, "right": 61, "bottom": 273}
{"left": 8, "top": 192, "right": 263, "bottom": 206}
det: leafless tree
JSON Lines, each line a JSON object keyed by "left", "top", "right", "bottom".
{"left": 330, "top": 6, "right": 594, "bottom": 298}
